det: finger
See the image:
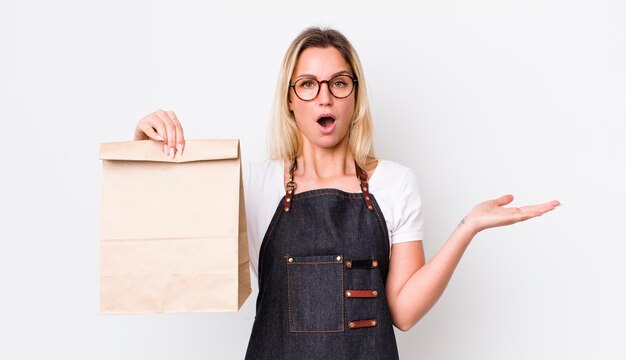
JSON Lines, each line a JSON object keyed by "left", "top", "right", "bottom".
{"left": 167, "top": 111, "right": 185, "bottom": 156}
{"left": 494, "top": 194, "right": 514, "bottom": 207}
{"left": 523, "top": 200, "right": 560, "bottom": 212}
{"left": 155, "top": 110, "right": 177, "bottom": 158}
{"left": 145, "top": 115, "right": 169, "bottom": 154}
{"left": 141, "top": 114, "right": 167, "bottom": 142}
{"left": 518, "top": 201, "right": 560, "bottom": 219}
{"left": 140, "top": 123, "right": 164, "bottom": 142}
{"left": 136, "top": 112, "right": 165, "bottom": 142}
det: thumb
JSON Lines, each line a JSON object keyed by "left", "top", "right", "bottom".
{"left": 494, "top": 194, "right": 514, "bottom": 206}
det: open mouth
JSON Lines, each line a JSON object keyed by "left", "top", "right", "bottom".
{"left": 317, "top": 115, "right": 336, "bottom": 128}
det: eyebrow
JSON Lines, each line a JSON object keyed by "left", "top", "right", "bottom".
{"left": 295, "top": 70, "right": 352, "bottom": 80}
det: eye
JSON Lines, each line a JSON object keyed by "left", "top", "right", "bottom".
{"left": 331, "top": 76, "right": 351, "bottom": 88}
{"left": 298, "top": 79, "right": 317, "bottom": 89}
{"left": 332, "top": 79, "right": 348, "bottom": 88}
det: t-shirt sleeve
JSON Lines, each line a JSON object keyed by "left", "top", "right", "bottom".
{"left": 241, "top": 160, "right": 285, "bottom": 278}
{"left": 390, "top": 167, "right": 424, "bottom": 244}
{"left": 242, "top": 160, "right": 252, "bottom": 198}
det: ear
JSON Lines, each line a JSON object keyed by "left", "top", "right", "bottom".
{"left": 288, "top": 94, "right": 293, "bottom": 111}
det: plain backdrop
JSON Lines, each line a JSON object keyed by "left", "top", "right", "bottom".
{"left": 1, "top": 0, "right": 625, "bottom": 359}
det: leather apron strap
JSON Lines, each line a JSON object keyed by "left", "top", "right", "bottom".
{"left": 282, "top": 159, "right": 374, "bottom": 212}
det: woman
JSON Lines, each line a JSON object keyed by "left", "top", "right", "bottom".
{"left": 133, "top": 27, "right": 559, "bottom": 359}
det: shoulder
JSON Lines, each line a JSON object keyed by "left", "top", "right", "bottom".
{"left": 246, "top": 159, "right": 284, "bottom": 175}
{"left": 243, "top": 159, "right": 284, "bottom": 201}
{"left": 370, "top": 159, "right": 422, "bottom": 217}
{"left": 371, "top": 160, "right": 424, "bottom": 244}
{"left": 375, "top": 159, "right": 412, "bottom": 174}
{"left": 370, "top": 159, "right": 418, "bottom": 190}
{"left": 244, "top": 159, "right": 284, "bottom": 185}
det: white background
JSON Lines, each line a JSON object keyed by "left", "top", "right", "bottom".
{"left": 1, "top": 0, "right": 625, "bottom": 359}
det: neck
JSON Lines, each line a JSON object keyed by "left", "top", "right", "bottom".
{"left": 297, "top": 137, "right": 354, "bottom": 179}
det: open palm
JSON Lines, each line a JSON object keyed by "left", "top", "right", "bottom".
{"left": 466, "top": 194, "right": 560, "bottom": 233}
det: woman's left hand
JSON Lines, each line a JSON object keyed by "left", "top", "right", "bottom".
{"left": 462, "top": 194, "right": 560, "bottom": 234}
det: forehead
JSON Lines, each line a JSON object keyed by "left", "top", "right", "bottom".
{"left": 293, "top": 47, "right": 351, "bottom": 78}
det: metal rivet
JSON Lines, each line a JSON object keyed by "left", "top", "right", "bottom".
{"left": 346, "top": 260, "right": 352, "bottom": 268}
{"left": 371, "top": 320, "right": 377, "bottom": 326}
{"left": 362, "top": 187, "right": 368, "bottom": 191}
{"left": 284, "top": 207, "right": 290, "bottom": 212}
{"left": 372, "top": 260, "right": 378, "bottom": 268}
{"left": 365, "top": 196, "right": 370, "bottom": 201}
{"left": 349, "top": 322, "right": 355, "bottom": 328}
{"left": 286, "top": 198, "right": 291, "bottom": 202}
{"left": 346, "top": 291, "right": 352, "bottom": 297}
{"left": 287, "top": 190, "right": 292, "bottom": 194}
{"left": 336, "top": 255, "right": 342, "bottom": 261}
{"left": 288, "top": 257, "right": 293, "bottom": 263}
{"left": 368, "top": 205, "right": 374, "bottom": 210}
{"left": 372, "top": 290, "right": 378, "bottom": 296}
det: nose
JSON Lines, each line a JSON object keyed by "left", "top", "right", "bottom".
{"left": 317, "top": 80, "right": 333, "bottom": 105}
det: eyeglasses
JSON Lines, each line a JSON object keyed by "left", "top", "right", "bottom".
{"left": 289, "top": 75, "right": 358, "bottom": 101}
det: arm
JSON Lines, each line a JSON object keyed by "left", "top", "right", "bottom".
{"left": 385, "top": 194, "right": 560, "bottom": 331}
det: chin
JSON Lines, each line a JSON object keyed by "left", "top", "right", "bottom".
{"left": 316, "top": 136, "right": 349, "bottom": 150}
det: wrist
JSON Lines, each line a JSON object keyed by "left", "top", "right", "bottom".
{"left": 456, "top": 215, "right": 480, "bottom": 237}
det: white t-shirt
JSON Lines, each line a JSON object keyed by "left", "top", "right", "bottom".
{"left": 243, "top": 159, "right": 424, "bottom": 276}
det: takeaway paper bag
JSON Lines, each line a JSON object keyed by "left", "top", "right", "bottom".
{"left": 98, "top": 139, "right": 251, "bottom": 313}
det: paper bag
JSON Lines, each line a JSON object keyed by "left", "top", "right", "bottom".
{"left": 98, "top": 139, "right": 251, "bottom": 313}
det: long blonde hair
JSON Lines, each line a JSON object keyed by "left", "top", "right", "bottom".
{"left": 269, "top": 27, "right": 375, "bottom": 170}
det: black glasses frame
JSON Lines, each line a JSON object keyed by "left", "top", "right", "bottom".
{"left": 289, "top": 75, "right": 358, "bottom": 101}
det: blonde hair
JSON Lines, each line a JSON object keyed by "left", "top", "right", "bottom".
{"left": 269, "top": 27, "right": 375, "bottom": 170}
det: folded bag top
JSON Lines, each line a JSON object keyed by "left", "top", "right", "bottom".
{"left": 99, "top": 139, "right": 240, "bottom": 163}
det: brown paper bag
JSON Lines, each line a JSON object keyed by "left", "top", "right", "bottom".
{"left": 98, "top": 139, "right": 251, "bottom": 314}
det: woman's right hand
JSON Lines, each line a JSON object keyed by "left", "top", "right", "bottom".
{"left": 134, "top": 110, "right": 186, "bottom": 158}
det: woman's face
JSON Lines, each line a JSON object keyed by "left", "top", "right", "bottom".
{"left": 289, "top": 46, "right": 356, "bottom": 151}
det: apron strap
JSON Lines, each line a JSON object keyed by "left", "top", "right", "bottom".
{"left": 282, "top": 159, "right": 374, "bottom": 212}
{"left": 282, "top": 158, "right": 297, "bottom": 212}
{"left": 355, "top": 161, "right": 374, "bottom": 211}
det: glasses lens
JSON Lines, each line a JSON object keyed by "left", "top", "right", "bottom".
{"left": 328, "top": 75, "right": 354, "bottom": 98}
{"left": 294, "top": 78, "right": 319, "bottom": 101}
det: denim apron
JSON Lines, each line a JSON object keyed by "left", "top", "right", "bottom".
{"left": 244, "top": 160, "right": 399, "bottom": 360}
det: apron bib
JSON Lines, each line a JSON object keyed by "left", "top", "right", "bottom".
{"left": 245, "top": 161, "right": 399, "bottom": 360}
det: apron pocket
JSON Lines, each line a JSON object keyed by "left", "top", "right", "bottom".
{"left": 286, "top": 254, "right": 344, "bottom": 332}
